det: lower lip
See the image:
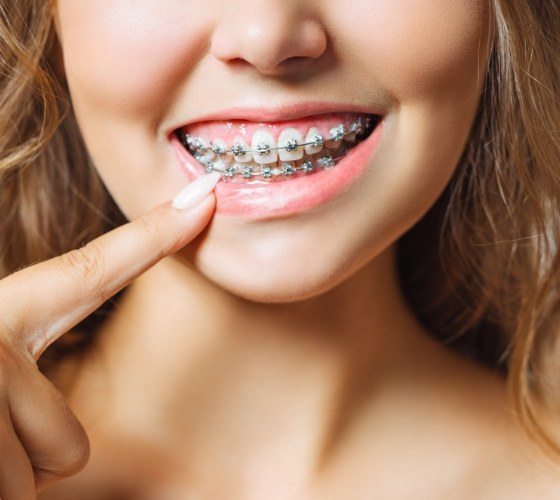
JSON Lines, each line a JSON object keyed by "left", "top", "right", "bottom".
{"left": 171, "top": 118, "right": 384, "bottom": 220}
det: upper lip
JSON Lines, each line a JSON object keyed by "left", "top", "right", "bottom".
{"left": 169, "top": 101, "right": 383, "bottom": 133}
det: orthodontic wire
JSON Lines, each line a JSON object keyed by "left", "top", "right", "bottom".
{"left": 181, "top": 117, "right": 375, "bottom": 180}
{"left": 182, "top": 117, "right": 372, "bottom": 156}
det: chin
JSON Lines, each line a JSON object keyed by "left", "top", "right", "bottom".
{"left": 203, "top": 266, "right": 344, "bottom": 304}
{"left": 186, "top": 238, "right": 356, "bottom": 304}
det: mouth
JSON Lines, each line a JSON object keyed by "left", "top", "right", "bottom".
{"left": 169, "top": 106, "right": 385, "bottom": 219}
{"left": 173, "top": 112, "right": 380, "bottom": 183}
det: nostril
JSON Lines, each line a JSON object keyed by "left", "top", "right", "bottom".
{"left": 210, "top": 10, "right": 328, "bottom": 76}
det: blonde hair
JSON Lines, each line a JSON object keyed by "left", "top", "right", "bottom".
{"left": 1, "top": 0, "right": 560, "bottom": 460}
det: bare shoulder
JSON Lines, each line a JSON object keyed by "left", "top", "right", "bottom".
{"left": 316, "top": 338, "right": 560, "bottom": 499}
{"left": 428, "top": 341, "right": 560, "bottom": 498}
{"left": 483, "top": 424, "right": 560, "bottom": 500}
{"left": 427, "top": 344, "right": 560, "bottom": 499}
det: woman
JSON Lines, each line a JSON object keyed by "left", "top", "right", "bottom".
{"left": 0, "top": 0, "right": 559, "bottom": 498}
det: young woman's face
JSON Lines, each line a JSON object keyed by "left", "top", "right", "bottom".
{"left": 54, "top": 1, "right": 491, "bottom": 301}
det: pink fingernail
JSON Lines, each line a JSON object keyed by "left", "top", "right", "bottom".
{"left": 172, "top": 172, "right": 221, "bottom": 210}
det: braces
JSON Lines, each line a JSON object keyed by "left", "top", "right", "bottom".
{"left": 179, "top": 115, "right": 375, "bottom": 181}
{"left": 181, "top": 116, "right": 372, "bottom": 156}
{"left": 201, "top": 149, "right": 348, "bottom": 181}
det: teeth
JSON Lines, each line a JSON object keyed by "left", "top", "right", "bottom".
{"left": 210, "top": 139, "right": 226, "bottom": 156}
{"left": 240, "top": 164, "right": 254, "bottom": 179}
{"left": 191, "top": 136, "right": 215, "bottom": 162}
{"left": 355, "top": 117, "right": 365, "bottom": 135}
{"left": 278, "top": 128, "right": 304, "bottom": 161}
{"left": 281, "top": 162, "right": 297, "bottom": 176}
{"left": 300, "top": 160, "right": 315, "bottom": 173}
{"left": 261, "top": 166, "right": 273, "bottom": 178}
{"left": 325, "top": 138, "right": 342, "bottom": 149}
{"left": 210, "top": 159, "right": 228, "bottom": 172}
{"left": 332, "top": 124, "right": 346, "bottom": 141}
{"left": 317, "top": 154, "right": 334, "bottom": 168}
{"left": 325, "top": 124, "right": 345, "bottom": 149}
{"left": 223, "top": 164, "right": 239, "bottom": 177}
{"left": 251, "top": 129, "right": 277, "bottom": 164}
{"left": 344, "top": 131, "right": 357, "bottom": 142}
{"left": 304, "top": 127, "right": 324, "bottom": 155}
{"left": 210, "top": 139, "right": 233, "bottom": 164}
{"left": 231, "top": 136, "right": 253, "bottom": 162}
{"left": 184, "top": 114, "right": 377, "bottom": 180}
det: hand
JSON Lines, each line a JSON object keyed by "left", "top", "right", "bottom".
{"left": 0, "top": 172, "right": 220, "bottom": 499}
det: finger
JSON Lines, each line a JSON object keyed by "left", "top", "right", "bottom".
{"left": 0, "top": 173, "right": 220, "bottom": 360}
{"left": 7, "top": 351, "right": 89, "bottom": 486}
{"left": 0, "top": 413, "right": 35, "bottom": 500}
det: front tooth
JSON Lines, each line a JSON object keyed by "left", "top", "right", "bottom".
{"left": 278, "top": 128, "right": 304, "bottom": 161}
{"left": 231, "top": 136, "right": 253, "bottom": 162}
{"left": 251, "top": 129, "right": 278, "bottom": 164}
{"left": 304, "top": 127, "right": 324, "bottom": 155}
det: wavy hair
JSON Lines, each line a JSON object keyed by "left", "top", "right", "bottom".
{"left": 1, "top": 0, "right": 560, "bottom": 460}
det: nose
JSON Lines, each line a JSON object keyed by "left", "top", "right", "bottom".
{"left": 210, "top": 0, "right": 327, "bottom": 77}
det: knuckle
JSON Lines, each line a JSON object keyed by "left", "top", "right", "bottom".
{"left": 59, "top": 244, "right": 106, "bottom": 298}
{"left": 58, "top": 435, "right": 91, "bottom": 476}
{"left": 138, "top": 210, "right": 161, "bottom": 240}
{"left": 47, "top": 428, "right": 91, "bottom": 478}
{"left": 32, "top": 390, "right": 91, "bottom": 481}
{"left": 56, "top": 396, "right": 91, "bottom": 474}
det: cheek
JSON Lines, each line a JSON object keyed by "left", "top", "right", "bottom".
{"left": 334, "top": 0, "right": 491, "bottom": 214}
{"left": 57, "top": 0, "right": 208, "bottom": 119}
{"left": 337, "top": 0, "right": 490, "bottom": 101}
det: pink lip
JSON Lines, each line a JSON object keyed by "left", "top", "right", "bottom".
{"left": 170, "top": 116, "right": 384, "bottom": 220}
{"left": 168, "top": 101, "right": 384, "bottom": 130}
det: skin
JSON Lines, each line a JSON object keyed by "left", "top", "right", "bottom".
{"left": 0, "top": 0, "right": 557, "bottom": 498}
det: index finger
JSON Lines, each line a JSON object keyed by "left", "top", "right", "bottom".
{"left": 0, "top": 177, "right": 219, "bottom": 361}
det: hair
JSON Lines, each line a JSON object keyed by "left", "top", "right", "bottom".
{"left": 1, "top": 0, "right": 560, "bottom": 461}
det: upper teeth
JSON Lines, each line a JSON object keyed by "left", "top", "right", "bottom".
{"left": 183, "top": 118, "right": 367, "bottom": 159}
{"left": 180, "top": 116, "right": 377, "bottom": 181}
{"left": 231, "top": 136, "right": 252, "bottom": 162}
{"left": 278, "top": 128, "right": 304, "bottom": 161}
{"left": 252, "top": 129, "right": 277, "bottom": 164}
{"left": 330, "top": 124, "right": 346, "bottom": 141}
{"left": 304, "top": 127, "right": 324, "bottom": 155}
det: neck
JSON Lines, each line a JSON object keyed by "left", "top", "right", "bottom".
{"left": 67, "top": 243, "right": 438, "bottom": 489}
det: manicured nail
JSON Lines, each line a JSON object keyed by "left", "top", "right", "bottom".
{"left": 172, "top": 172, "right": 221, "bottom": 209}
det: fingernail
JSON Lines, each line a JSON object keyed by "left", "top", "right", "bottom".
{"left": 172, "top": 172, "right": 221, "bottom": 210}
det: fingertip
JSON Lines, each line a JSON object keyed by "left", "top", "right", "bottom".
{"left": 171, "top": 172, "right": 221, "bottom": 210}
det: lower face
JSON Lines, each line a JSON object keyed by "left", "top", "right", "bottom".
{"left": 55, "top": 0, "right": 491, "bottom": 302}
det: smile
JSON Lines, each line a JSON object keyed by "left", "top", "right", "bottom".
{"left": 170, "top": 105, "right": 385, "bottom": 219}
{"left": 174, "top": 112, "right": 380, "bottom": 183}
